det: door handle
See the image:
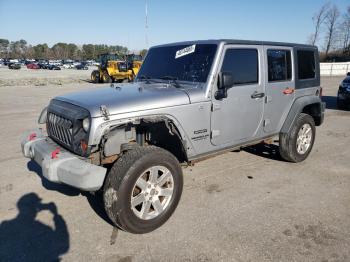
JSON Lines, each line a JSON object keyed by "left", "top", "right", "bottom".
{"left": 251, "top": 92, "right": 265, "bottom": 99}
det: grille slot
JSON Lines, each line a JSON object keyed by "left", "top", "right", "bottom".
{"left": 47, "top": 112, "right": 73, "bottom": 147}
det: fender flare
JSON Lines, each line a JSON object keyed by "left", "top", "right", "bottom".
{"left": 91, "top": 114, "right": 195, "bottom": 160}
{"left": 280, "top": 95, "right": 324, "bottom": 134}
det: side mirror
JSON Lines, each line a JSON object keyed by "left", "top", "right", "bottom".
{"left": 215, "top": 72, "right": 234, "bottom": 99}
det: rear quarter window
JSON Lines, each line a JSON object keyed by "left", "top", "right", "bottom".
{"left": 297, "top": 50, "right": 316, "bottom": 80}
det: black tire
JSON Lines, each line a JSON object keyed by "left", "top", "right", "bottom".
{"left": 103, "top": 146, "right": 183, "bottom": 234}
{"left": 91, "top": 70, "right": 100, "bottom": 83}
{"left": 279, "top": 113, "right": 316, "bottom": 163}
{"left": 102, "top": 72, "right": 112, "bottom": 83}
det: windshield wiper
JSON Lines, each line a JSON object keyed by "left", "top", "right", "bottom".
{"left": 159, "top": 76, "right": 181, "bottom": 88}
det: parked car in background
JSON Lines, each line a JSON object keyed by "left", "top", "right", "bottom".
{"left": 9, "top": 59, "right": 19, "bottom": 64}
{"left": 337, "top": 75, "right": 350, "bottom": 109}
{"left": 27, "top": 63, "right": 40, "bottom": 69}
{"left": 25, "top": 59, "right": 36, "bottom": 65}
{"left": 47, "top": 64, "right": 61, "bottom": 70}
{"left": 8, "top": 63, "right": 21, "bottom": 69}
{"left": 3, "top": 59, "right": 11, "bottom": 65}
{"left": 75, "top": 62, "right": 88, "bottom": 70}
{"left": 38, "top": 63, "right": 49, "bottom": 69}
{"left": 62, "top": 63, "right": 74, "bottom": 69}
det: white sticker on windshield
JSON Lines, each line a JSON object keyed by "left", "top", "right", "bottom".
{"left": 175, "top": 44, "right": 196, "bottom": 59}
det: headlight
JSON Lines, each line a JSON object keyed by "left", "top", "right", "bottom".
{"left": 38, "top": 106, "right": 47, "bottom": 124}
{"left": 82, "top": 117, "right": 90, "bottom": 132}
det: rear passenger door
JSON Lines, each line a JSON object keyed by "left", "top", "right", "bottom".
{"left": 263, "top": 46, "right": 295, "bottom": 133}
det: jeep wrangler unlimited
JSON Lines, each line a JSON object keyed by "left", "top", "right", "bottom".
{"left": 21, "top": 40, "right": 325, "bottom": 234}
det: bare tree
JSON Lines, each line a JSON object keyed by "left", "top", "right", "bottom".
{"left": 310, "top": 3, "right": 329, "bottom": 46}
{"left": 339, "top": 6, "right": 350, "bottom": 53}
{"left": 324, "top": 4, "right": 340, "bottom": 55}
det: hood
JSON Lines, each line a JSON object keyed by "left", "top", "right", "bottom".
{"left": 54, "top": 82, "right": 191, "bottom": 117}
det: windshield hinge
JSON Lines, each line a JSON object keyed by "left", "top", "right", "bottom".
{"left": 100, "top": 105, "right": 110, "bottom": 120}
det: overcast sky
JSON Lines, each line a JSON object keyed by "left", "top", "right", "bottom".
{"left": 0, "top": 0, "right": 349, "bottom": 50}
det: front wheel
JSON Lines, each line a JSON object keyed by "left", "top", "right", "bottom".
{"left": 279, "top": 113, "right": 316, "bottom": 163}
{"left": 102, "top": 72, "right": 112, "bottom": 83}
{"left": 91, "top": 70, "right": 100, "bottom": 83}
{"left": 103, "top": 146, "right": 183, "bottom": 234}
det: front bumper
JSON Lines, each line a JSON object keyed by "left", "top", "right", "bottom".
{"left": 21, "top": 129, "right": 106, "bottom": 191}
{"left": 338, "top": 91, "right": 350, "bottom": 102}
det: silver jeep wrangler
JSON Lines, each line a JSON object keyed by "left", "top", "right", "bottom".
{"left": 21, "top": 40, "right": 325, "bottom": 233}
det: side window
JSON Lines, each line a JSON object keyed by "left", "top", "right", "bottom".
{"left": 221, "top": 49, "right": 258, "bottom": 85}
{"left": 267, "top": 50, "right": 292, "bottom": 82}
{"left": 297, "top": 50, "right": 316, "bottom": 80}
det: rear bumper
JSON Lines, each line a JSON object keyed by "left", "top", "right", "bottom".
{"left": 21, "top": 129, "right": 106, "bottom": 191}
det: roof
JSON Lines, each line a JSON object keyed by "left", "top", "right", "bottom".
{"left": 153, "top": 39, "right": 316, "bottom": 49}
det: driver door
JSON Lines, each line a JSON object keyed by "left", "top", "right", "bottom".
{"left": 210, "top": 45, "right": 265, "bottom": 146}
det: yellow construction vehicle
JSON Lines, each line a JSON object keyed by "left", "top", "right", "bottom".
{"left": 91, "top": 53, "right": 142, "bottom": 83}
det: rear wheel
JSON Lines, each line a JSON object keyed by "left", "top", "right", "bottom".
{"left": 103, "top": 146, "right": 183, "bottom": 234}
{"left": 91, "top": 70, "right": 100, "bottom": 83}
{"left": 279, "top": 113, "right": 315, "bottom": 163}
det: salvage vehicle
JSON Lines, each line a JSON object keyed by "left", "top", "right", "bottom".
{"left": 47, "top": 64, "right": 61, "bottom": 70}
{"left": 75, "top": 62, "right": 88, "bottom": 70}
{"left": 91, "top": 53, "right": 142, "bottom": 83}
{"left": 21, "top": 40, "right": 324, "bottom": 234}
{"left": 8, "top": 63, "right": 21, "bottom": 69}
{"left": 337, "top": 75, "right": 350, "bottom": 109}
{"left": 62, "top": 63, "right": 74, "bottom": 69}
{"left": 27, "top": 63, "right": 40, "bottom": 69}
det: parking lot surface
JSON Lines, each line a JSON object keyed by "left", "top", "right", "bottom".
{"left": 0, "top": 71, "right": 349, "bottom": 262}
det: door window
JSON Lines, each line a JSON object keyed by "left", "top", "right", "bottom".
{"left": 297, "top": 50, "right": 316, "bottom": 80}
{"left": 221, "top": 49, "right": 258, "bottom": 85}
{"left": 267, "top": 50, "right": 292, "bottom": 82}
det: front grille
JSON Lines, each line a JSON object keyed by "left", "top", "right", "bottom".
{"left": 47, "top": 112, "right": 73, "bottom": 147}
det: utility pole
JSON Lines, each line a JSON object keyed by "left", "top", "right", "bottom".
{"left": 145, "top": 0, "right": 149, "bottom": 48}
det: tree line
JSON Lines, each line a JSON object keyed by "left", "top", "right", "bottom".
{"left": 0, "top": 40, "right": 148, "bottom": 60}
{"left": 310, "top": 3, "right": 350, "bottom": 61}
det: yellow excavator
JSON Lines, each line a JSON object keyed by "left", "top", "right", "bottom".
{"left": 91, "top": 53, "right": 142, "bottom": 83}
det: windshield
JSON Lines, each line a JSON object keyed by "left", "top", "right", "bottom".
{"left": 127, "top": 54, "right": 142, "bottom": 62}
{"left": 137, "top": 44, "right": 217, "bottom": 83}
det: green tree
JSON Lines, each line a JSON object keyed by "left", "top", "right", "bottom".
{"left": 82, "top": 44, "right": 95, "bottom": 59}
{"left": 33, "top": 44, "right": 49, "bottom": 59}
{"left": 0, "top": 39, "right": 10, "bottom": 57}
{"left": 140, "top": 49, "right": 148, "bottom": 58}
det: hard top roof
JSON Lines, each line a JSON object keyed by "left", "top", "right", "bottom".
{"left": 153, "top": 39, "right": 316, "bottom": 49}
